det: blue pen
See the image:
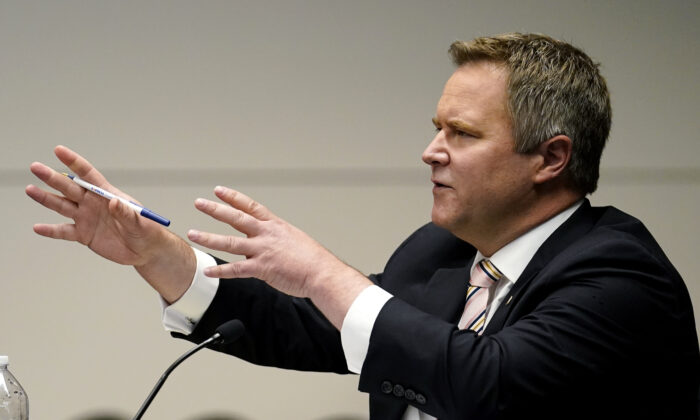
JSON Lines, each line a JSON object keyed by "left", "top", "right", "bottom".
{"left": 63, "top": 173, "right": 171, "bottom": 227}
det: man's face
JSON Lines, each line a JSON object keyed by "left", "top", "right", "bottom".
{"left": 423, "top": 62, "right": 539, "bottom": 247}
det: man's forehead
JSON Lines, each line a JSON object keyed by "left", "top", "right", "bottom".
{"left": 432, "top": 64, "right": 510, "bottom": 132}
{"left": 435, "top": 64, "right": 508, "bottom": 115}
{"left": 444, "top": 62, "right": 508, "bottom": 95}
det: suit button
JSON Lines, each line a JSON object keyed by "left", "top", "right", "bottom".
{"left": 392, "top": 384, "right": 405, "bottom": 397}
{"left": 404, "top": 389, "right": 416, "bottom": 401}
{"left": 381, "top": 381, "right": 393, "bottom": 394}
{"left": 415, "top": 393, "right": 427, "bottom": 405}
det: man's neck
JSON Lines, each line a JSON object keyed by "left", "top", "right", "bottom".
{"left": 469, "top": 191, "right": 583, "bottom": 257}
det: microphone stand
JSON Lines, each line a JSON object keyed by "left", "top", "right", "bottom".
{"left": 130, "top": 319, "right": 244, "bottom": 419}
{"left": 131, "top": 333, "right": 221, "bottom": 420}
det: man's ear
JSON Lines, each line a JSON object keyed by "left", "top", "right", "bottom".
{"left": 533, "top": 135, "right": 572, "bottom": 184}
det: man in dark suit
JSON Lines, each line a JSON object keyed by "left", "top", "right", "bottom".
{"left": 28, "top": 33, "right": 699, "bottom": 419}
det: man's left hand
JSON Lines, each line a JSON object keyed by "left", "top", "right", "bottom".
{"left": 187, "top": 186, "right": 372, "bottom": 329}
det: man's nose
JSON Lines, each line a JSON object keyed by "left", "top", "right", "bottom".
{"left": 422, "top": 134, "right": 449, "bottom": 166}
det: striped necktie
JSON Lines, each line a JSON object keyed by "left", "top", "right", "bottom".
{"left": 458, "top": 259, "right": 503, "bottom": 334}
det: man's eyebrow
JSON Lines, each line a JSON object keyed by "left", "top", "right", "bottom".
{"left": 450, "top": 120, "right": 480, "bottom": 134}
{"left": 433, "top": 117, "right": 483, "bottom": 136}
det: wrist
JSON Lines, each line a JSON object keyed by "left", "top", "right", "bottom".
{"left": 135, "top": 231, "right": 197, "bottom": 303}
{"left": 307, "top": 258, "right": 373, "bottom": 329}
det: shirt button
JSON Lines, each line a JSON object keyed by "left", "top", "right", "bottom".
{"left": 381, "top": 381, "right": 393, "bottom": 394}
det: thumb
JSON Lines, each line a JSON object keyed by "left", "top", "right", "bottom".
{"left": 109, "top": 197, "right": 142, "bottom": 229}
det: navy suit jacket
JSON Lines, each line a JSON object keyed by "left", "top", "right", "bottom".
{"left": 180, "top": 200, "right": 699, "bottom": 419}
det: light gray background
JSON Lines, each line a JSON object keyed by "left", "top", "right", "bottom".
{"left": 1, "top": 1, "right": 698, "bottom": 419}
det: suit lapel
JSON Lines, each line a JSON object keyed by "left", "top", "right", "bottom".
{"left": 416, "top": 261, "right": 473, "bottom": 323}
{"left": 485, "top": 200, "right": 598, "bottom": 333}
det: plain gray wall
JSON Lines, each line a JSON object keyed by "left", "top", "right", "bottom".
{"left": 1, "top": 1, "right": 698, "bottom": 419}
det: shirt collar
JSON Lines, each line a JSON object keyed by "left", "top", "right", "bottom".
{"left": 470, "top": 200, "right": 583, "bottom": 284}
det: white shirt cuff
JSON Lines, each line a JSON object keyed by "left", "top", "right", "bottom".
{"left": 160, "top": 247, "right": 219, "bottom": 335}
{"left": 341, "top": 285, "right": 393, "bottom": 374}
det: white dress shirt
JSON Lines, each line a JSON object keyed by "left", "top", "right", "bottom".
{"left": 162, "top": 202, "right": 582, "bottom": 419}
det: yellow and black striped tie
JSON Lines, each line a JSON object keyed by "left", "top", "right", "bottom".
{"left": 458, "top": 259, "right": 503, "bottom": 334}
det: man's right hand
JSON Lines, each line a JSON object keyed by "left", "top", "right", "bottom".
{"left": 26, "top": 145, "right": 196, "bottom": 303}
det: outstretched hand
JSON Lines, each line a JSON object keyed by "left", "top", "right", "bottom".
{"left": 187, "top": 186, "right": 372, "bottom": 328}
{"left": 27, "top": 146, "right": 195, "bottom": 302}
{"left": 26, "top": 145, "right": 166, "bottom": 265}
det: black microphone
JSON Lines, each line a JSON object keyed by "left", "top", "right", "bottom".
{"left": 131, "top": 319, "right": 245, "bottom": 420}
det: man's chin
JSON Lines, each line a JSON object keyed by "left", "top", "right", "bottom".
{"left": 431, "top": 210, "right": 453, "bottom": 231}
{"left": 431, "top": 208, "right": 468, "bottom": 237}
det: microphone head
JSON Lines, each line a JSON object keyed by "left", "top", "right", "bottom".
{"left": 215, "top": 319, "right": 245, "bottom": 344}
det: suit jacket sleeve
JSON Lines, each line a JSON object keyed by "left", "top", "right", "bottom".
{"left": 173, "top": 256, "right": 351, "bottom": 374}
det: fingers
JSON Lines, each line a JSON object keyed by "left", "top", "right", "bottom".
{"left": 29, "top": 161, "right": 84, "bottom": 202}
{"left": 32, "top": 223, "right": 79, "bottom": 242}
{"left": 194, "top": 197, "right": 262, "bottom": 236}
{"left": 54, "top": 145, "right": 109, "bottom": 186}
{"left": 25, "top": 184, "right": 78, "bottom": 219}
{"left": 202, "top": 259, "right": 257, "bottom": 280}
{"left": 187, "top": 229, "right": 256, "bottom": 256}
{"left": 213, "top": 186, "right": 273, "bottom": 221}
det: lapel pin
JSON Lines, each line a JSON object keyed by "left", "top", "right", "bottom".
{"left": 505, "top": 296, "right": 513, "bottom": 305}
